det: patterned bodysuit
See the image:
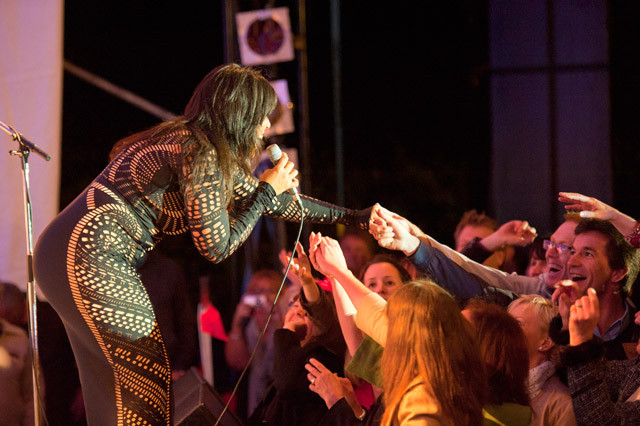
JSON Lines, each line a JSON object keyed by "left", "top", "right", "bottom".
{"left": 33, "top": 130, "right": 369, "bottom": 425}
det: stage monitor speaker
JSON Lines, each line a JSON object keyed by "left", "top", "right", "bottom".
{"left": 174, "top": 367, "right": 244, "bottom": 426}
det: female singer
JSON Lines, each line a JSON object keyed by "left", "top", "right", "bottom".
{"left": 33, "top": 64, "right": 372, "bottom": 425}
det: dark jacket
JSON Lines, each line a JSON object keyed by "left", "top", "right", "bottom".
{"left": 561, "top": 337, "right": 640, "bottom": 425}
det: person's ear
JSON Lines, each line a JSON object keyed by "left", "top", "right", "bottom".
{"left": 610, "top": 267, "right": 627, "bottom": 284}
{"left": 538, "top": 335, "right": 554, "bottom": 352}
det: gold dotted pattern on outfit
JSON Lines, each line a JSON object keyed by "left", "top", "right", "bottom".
{"left": 183, "top": 149, "right": 361, "bottom": 264}
{"left": 64, "top": 130, "right": 362, "bottom": 425}
{"left": 67, "top": 191, "right": 170, "bottom": 425}
{"left": 105, "top": 137, "right": 188, "bottom": 238}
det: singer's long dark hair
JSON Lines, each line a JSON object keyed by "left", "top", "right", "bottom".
{"left": 109, "top": 63, "right": 277, "bottom": 207}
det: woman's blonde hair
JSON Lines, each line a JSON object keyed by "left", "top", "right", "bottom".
{"left": 508, "top": 294, "right": 557, "bottom": 334}
{"left": 381, "top": 280, "right": 487, "bottom": 425}
{"left": 508, "top": 294, "right": 560, "bottom": 362}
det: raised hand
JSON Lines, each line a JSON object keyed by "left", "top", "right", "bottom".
{"left": 559, "top": 192, "right": 638, "bottom": 240}
{"left": 558, "top": 192, "right": 618, "bottom": 221}
{"left": 278, "top": 249, "right": 297, "bottom": 282}
{"left": 368, "top": 202, "right": 384, "bottom": 229}
{"left": 368, "top": 204, "right": 388, "bottom": 238}
{"left": 310, "top": 234, "right": 372, "bottom": 309}
{"left": 481, "top": 220, "right": 537, "bottom": 251}
{"left": 278, "top": 243, "right": 314, "bottom": 287}
{"left": 552, "top": 280, "right": 583, "bottom": 330}
{"left": 307, "top": 232, "right": 324, "bottom": 274}
{"left": 308, "top": 235, "right": 349, "bottom": 278}
{"left": 568, "top": 288, "right": 599, "bottom": 346}
{"left": 371, "top": 207, "right": 420, "bottom": 254}
{"left": 319, "top": 237, "right": 350, "bottom": 277}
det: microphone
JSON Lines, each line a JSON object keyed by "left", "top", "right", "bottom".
{"left": 266, "top": 144, "right": 302, "bottom": 204}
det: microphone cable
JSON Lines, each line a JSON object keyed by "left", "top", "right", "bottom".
{"left": 214, "top": 195, "right": 305, "bottom": 426}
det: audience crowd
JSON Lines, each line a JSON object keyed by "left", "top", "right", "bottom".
{"left": 4, "top": 191, "right": 640, "bottom": 425}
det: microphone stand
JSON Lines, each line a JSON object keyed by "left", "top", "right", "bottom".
{"left": 1, "top": 120, "right": 51, "bottom": 426}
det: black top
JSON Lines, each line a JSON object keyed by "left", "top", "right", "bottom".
{"left": 249, "top": 329, "right": 345, "bottom": 426}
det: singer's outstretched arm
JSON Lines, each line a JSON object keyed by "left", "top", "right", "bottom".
{"left": 181, "top": 147, "right": 371, "bottom": 263}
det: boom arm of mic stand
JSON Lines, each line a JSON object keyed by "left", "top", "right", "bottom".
{"left": 0, "top": 120, "right": 51, "bottom": 161}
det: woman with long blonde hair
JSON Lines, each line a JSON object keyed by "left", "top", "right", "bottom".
{"left": 308, "top": 235, "right": 488, "bottom": 425}
{"left": 381, "top": 282, "right": 487, "bottom": 425}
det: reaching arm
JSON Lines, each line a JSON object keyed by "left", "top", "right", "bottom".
{"left": 477, "top": 220, "right": 537, "bottom": 252}
{"left": 370, "top": 206, "right": 545, "bottom": 296}
{"left": 559, "top": 192, "right": 638, "bottom": 243}
{"left": 308, "top": 233, "right": 389, "bottom": 346}
{"left": 308, "top": 233, "right": 372, "bottom": 310}
{"left": 181, "top": 147, "right": 372, "bottom": 263}
{"left": 330, "top": 277, "right": 364, "bottom": 356}
{"left": 259, "top": 153, "right": 373, "bottom": 227}
{"left": 280, "top": 242, "right": 320, "bottom": 302}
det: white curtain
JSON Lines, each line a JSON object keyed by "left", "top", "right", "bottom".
{"left": 0, "top": 0, "right": 64, "bottom": 292}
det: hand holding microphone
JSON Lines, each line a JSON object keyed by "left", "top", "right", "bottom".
{"left": 261, "top": 144, "right": 301, "bottom": 203}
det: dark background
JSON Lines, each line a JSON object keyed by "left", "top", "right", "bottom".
{"left": 61, "top": 1, "right": 640, "bottom": 262}
{"left": 61, "top": 1, "right": 492, "bottom": 245}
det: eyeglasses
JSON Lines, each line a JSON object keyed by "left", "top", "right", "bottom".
{"left": 543, "top": 239, "right": 572, "bottom": 255}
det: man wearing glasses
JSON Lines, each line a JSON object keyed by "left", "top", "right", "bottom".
{"left": 368, "top": 208, "right": 581, "bottom": 302}
{"left": 369, "top": 207, "right": 640, "bottom": 359}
